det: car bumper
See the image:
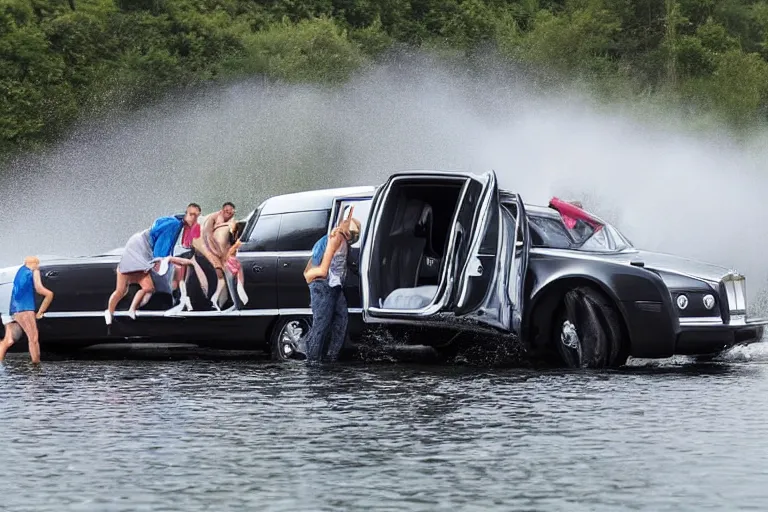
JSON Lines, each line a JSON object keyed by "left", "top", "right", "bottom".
{"left": 675, "top": 318, "right": 768, "bottom": 355}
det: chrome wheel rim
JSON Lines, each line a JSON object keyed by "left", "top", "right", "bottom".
{"left": 279, "top": 320, "right": 306, "bottom": 358}
{"left": 561, "top": 320, "right": 580, "bottom": 350}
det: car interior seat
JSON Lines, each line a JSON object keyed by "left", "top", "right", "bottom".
{"left": 380, "top": 197, "right": 427, "bottom": 298}
{"left": 415, "top": 204, "right": 441, "bottom": 286}
{"left": 379, "top": 198, "right": 440, "bottom": 310}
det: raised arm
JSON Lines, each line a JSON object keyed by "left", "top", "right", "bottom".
{"left": 32, "top": 269, "right": 54, "bottom": 318}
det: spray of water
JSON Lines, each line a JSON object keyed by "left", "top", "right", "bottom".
{"left": 2, "top": 52, "right": 767, "bottom": 359}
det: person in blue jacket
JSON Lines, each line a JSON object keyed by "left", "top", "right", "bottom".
{"left": 104, "top": 204, "right": 200, "bottom": 325}
{"left": 0, "top": 256, "right": 54, "bottom": 363}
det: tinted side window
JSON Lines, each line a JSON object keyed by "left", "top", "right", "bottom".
{"left": 277, "top": 210, "right": 330, "bottom": 252}
{"left": 528, "top": 215, "right": 572, "bottom": 249}
{"left": 245, "top": 214, "right": 281, "bottom": 252}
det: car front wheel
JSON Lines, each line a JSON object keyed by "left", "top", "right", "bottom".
{"left": 554, "top": 286, "right": 628, "bottom": 369}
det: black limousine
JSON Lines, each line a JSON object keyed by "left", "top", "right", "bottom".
{"left": 1, "top": 170, "right": 765, "bottom": 367}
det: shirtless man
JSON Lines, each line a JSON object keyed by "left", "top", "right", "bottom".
{"left": 197, "top": 202, "right": 239, "bottom": 310}
{"left": 201, "top": 202, "right": 236, "bottom": 258}
{"left": 193, "top": 218, "right": 248, "bottom": 310}
{"left": 0, "top": 256, "right": 54, "bottom": 363}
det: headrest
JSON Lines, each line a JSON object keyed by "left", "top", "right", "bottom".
{"left": 390, "top": 199, "right": 426, "bottom": 236}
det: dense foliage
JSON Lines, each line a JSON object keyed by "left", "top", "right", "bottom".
{"left": 2, "top": 0, "right": 768, "bottom": 153}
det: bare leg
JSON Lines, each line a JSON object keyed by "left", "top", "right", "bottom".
{"left": 128, "top": 275, "right": 154, "bottom": 319}
{"left": 209, "top": 267, "right": 228, "bottom": 311}
{"left": 236, "top": 272, "right": 248, "bottom": 306}
{"left": 189, "top": 256, "right": 208, "bottom": 297}
{"left": 15, "top": 312, "right": 40, "bottom": 364}
{"left": 0, "top": 322, "right": 21, "bottom": 361}
{"left": 106, "top": 272, "right": 130, "bottom": 325}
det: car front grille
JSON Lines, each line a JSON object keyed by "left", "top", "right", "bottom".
{"left": 720, "top": 273, "right": 747, "bottom": 323}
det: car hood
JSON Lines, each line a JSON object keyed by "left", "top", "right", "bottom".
{"left": 631, "top": 250, "right": 733, "bottom": 283}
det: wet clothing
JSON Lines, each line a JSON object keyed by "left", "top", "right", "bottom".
{"left": 327, "top": 240, "right": 348, "bottom": 289}
{"left": 181, "top": 223, "right": 201, "bottom": 249}
{"left": 304, "top": 279, "right": 348, "bottom": 362}
{"left": 301, "top": 236, "right": 350, "bottom": 362}
{"left": 311, "top": 235, "right": 328, "bottom": 266}
{"left": 150, "top": 215, "right": 185, "bottom": 259}
{"left": 118, "top": 215, "right": 186, "bottom": 274}
{"left": 9, "top": 266, "right": 35, "bottom": 315}
{"left": 118, "top": 230, "right": 155, "bottom": 274}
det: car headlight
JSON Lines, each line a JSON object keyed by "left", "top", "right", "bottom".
{"left": 676, "top": 294, "right": 689, "bottom": 310}
{"left": 703, "top": 294, "right": 715, "bottom": 310}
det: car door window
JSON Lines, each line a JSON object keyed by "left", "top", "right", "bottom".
{"left": 332, "top": 199, "right": 372, "bottom": 249}
{"left": 276, "top": 210, "right": 331, "bottom": 252}
{"left": 243, "top": 214, "right": 281, "bottom": 252}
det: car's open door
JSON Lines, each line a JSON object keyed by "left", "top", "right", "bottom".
{"left": 360, "top": 170, "right": 510, "bottom": 332}
{"left": 448, "top": 170, "right": 511, "bottom": 329}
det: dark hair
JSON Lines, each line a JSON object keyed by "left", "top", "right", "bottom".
{"left": 223, "top": 202, "right": 235, "bottom": 209}
{"left": 187, "top": 203, "right": 201, "bottom": 212}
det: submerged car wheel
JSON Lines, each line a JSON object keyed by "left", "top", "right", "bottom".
{"left": 554, "top": 286, "right": 628, "bottom": 369}
{"left": 270, "top": 316, "right": 312, "bottom": 361}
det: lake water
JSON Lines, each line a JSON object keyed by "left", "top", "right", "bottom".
{"left": 2, "top": 345, "right": 768, "bottom": 511}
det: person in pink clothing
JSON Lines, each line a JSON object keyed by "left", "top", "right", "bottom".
{"left": 165, "top": 204, "right": 207, "bottom": 315}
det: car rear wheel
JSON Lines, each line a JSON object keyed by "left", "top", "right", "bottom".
{"left": 270, "top": 316, "right": 311, "bottom": 361}
{"left": 554, "top": 286, "right": 628, "bottom": 369}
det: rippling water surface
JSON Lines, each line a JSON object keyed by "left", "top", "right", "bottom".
{"left": 2, "top": 346, "right": 768, "bottom": 511}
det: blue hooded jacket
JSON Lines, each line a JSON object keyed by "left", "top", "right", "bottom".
{"left": 149, "top": 215, "right": 185, "bottom": 259}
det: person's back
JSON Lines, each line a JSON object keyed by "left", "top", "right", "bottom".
{"left": 10, "top": 265, "right": 35, "bottom": 315}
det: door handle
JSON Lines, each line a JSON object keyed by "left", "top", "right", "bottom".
{"left": 45, "top": 270, "right": 59, "bottom": 278}
{"left": 282, "top": 262, "right": 290, "bottom": 268}
{"left": 252, "top": 264, "right": 263, "bottom": 273}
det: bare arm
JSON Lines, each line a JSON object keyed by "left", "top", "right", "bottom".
{"left": 32, "top": 269, "right": 54, "bottom": 318}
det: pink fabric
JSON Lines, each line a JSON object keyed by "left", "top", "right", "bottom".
{"left": 181, "top": 223, "right": 201, "bottom": 248}
{"left": 225, "top": 256, "right": 241, "bottom": 276}
{"left": 549, "top": 197, "right": 603, "bottom": 232}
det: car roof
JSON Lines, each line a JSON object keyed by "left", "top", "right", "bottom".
{"left": 258, "top": 183, "right": 568, "bottom": 220}
{"left": 258, "top": 186, "right": 376, "bottom": 215}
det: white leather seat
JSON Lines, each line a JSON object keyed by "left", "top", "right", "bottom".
{"left": 381, "top": 285, "right": 438, "bottom": 310}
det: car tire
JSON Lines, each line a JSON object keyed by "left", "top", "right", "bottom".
{"left": 554, "top": 286, "right": 628, "bottom": 369}
{"left": 270, "top": 316, "right": 312, "bottom": 361}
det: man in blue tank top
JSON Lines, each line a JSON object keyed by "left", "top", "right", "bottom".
{"left": 0, "top": 256, "right": 54, "bottom": 363}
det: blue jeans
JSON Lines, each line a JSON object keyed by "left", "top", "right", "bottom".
{"left": 304, "top": 279, "right": 348, "bottom": 362}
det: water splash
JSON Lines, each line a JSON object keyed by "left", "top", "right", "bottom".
{"left": 2, "top": 52, "right": 768, "bottom": 314}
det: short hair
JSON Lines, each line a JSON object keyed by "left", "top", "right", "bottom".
{"left": 223, "top": 202, "right": 235, "bottom": 209}
{"left": 187, "top": 203, "right": 202, "bottom": 212}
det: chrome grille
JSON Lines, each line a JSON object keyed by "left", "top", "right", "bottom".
{"left": 722, "top": 273, "right": 747, "bottom": 317}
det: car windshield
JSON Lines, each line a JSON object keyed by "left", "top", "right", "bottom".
{"left": 528, "top": 213, "right": 632, "bottom": 252}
